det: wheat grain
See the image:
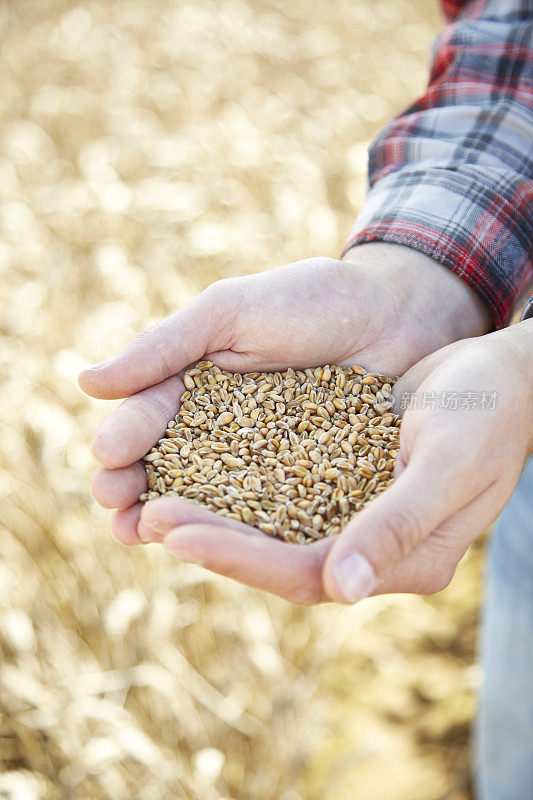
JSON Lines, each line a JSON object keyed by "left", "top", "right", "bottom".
{"left": 139, "top": 361, "right": 400, "bottom": 543}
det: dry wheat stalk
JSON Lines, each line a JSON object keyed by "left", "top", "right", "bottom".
{"left": 139, "top": 361, "right": 400, "bottom": 544}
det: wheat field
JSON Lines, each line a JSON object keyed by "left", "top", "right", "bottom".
{"left": 1, "top": 1, "right": 484, "bottom": 798}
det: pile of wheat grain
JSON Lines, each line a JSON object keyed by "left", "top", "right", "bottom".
{"left": 140, "top": 361, "right": 400, "bottom": 542}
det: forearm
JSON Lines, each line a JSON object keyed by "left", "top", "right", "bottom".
{"left": 344, "top": 1, "right": 533, "bottom": 329}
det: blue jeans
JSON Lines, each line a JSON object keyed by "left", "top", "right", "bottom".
{"left": 475, "top": 458, "right": 533, "bottom": 799}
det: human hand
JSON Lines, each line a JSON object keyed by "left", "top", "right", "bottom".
{"left": 320, "top": 319, "right": 533, "bottom": 602}
{"left": 79, "top": 244, "right": 490, "bottom": 563}
{"left": 127, "top": 320, "right": 532, "bottom": 605}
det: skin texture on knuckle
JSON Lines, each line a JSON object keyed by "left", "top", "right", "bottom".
{"left": 385, "top": 507, "right": 424, "bottom": 562}
{"left": 124, "top": 390, "right": 172, "bottom": 425}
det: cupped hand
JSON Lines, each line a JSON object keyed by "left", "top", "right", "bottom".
{"left": 127, "top": 320, "right": 532, "bottom": 605}
{"left": 321, "top": 320, "right": 533, "bottom": 602}
{"left": 79, "top": 244, "right": 491, "bottom": 567}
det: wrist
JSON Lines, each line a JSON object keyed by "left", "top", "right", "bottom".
{"left": 343, "top": 242, "right": 492, "bottom": 367}
{"left": 501, "top": 319, "right": 533, "bottom": 455}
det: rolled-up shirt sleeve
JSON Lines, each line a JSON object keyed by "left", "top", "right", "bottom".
{"left": 343, "top": 0, "right": 533, "bottom": 329}
{"left": 520, "top": 296, "right": 533, "bottom": 321}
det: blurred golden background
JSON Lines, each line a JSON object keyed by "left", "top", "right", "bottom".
{"left": 0, "top": 0, "right": 484, "bottom": 797}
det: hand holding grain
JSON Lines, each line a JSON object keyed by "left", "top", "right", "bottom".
{"left": 135, "top": 323, "right": 533, "bottom": 605}
{"left": 321, "top": 320, "right": 533, "bottom": 602}
{"left": 79, "top": 245, "right": 502, "bottom": 603}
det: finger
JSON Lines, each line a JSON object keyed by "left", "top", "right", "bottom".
{"left": 91, "top": 463, "right": 147, "bottom": 509}
{"left": 163, "top": 524, "right": 331, "bottom": 605}
{"left": 92, "top": 374, "right": 184, "bottom": 468}
{"left": 392, "top": 339, "right": 470, "bottom": 415}
{"left": 139, "top": 494, "right": 259, "bottom": 543}
{"left": 78, "top": 289, "right": 227, "bottom": 399}
{"left": 375, "top": 532, "right": 465, "bottom": 596}
{"left": 138, "top": 518, "right": 158, "bottom": 542}
{"left": 376, "top": 477, "right": 508, "bottom": 595}
{"left": 322, "top": 448, "right": 483, "bottom": 604}
{"left": 111, "top": 503, "right": 143, "bottom": 546}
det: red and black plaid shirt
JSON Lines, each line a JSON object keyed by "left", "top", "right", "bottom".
{"left": 344, "top": 0, "right": 533, "bottom": 327}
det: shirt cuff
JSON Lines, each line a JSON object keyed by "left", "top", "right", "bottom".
{"left": 520, "top": 297, "right": 533, "bottom": 322}
{"left": 342, "top": 166, "right": 533, "bottom": 330}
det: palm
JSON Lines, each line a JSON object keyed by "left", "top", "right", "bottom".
{"left": 361, "top": 338, "right": 529, "bottom": 598}
{"left": 79, "top": 249, "right": 493, "bottom": 603}
{"left": 80, "top": 257, "right": 401, "bottom": 548}
{"left": 198, "top": 259, "right": 388, "bottom": 374}
{"left": 137, "top": 336, "right": 527, "bottom": 605}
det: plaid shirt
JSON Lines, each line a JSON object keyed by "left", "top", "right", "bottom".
{"left": 522, "top": 295, "right": 533, "bottom": 320}
{"left": 343, "top": 0, "right": 533, "bottom": 329}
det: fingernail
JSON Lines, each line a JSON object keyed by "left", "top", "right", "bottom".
{"left": 87, "top": 359, "right": 112, "bottom": 370}
{"left": 137, "top": 521, "right": 160, "bottom": 543}
{"left": 164, "top": 534, "right": 201, "bottom": 564}
{"left": 334, "top": 553, "right": 376, "bottom": 603}
{"left": 143, "top": 517, "right": 163, "bottom": 532}
{"left": 138, "top": 516, "right": 167, "bottom": 542}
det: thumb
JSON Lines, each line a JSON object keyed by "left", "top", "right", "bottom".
{"left": 392, "top": 338, "right": 470, "bottom": 415}
{"left": 78, "top": 282, "right": 231, "bottom": 400}
{"left": 322, "top": 453, "right": 468, "bottom": 604}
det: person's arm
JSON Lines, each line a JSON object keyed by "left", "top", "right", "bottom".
{"left": 344, "top": 0, "right": 533, "bottom": 329}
